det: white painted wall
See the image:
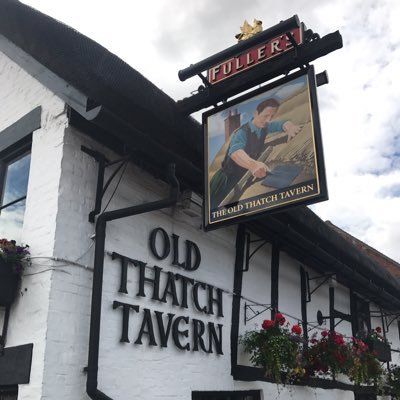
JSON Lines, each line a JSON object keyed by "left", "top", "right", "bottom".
{"left": 0, "top": 46, "right": 67, "bottom": 400}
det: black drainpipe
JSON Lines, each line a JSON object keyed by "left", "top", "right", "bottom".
{"left": 86, "top": 164, "right": 180, "bottom": 400}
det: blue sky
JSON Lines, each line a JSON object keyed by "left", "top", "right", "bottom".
{"left": 19, "top": 0, "right": 400, "bottom": 262}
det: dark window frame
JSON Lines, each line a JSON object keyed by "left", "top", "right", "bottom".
{"left": 354, "top": 393, "right": 376, "bottom": 400}
{"left": 192, "top": 390, "right": 261, "bottom": 400}
{"left": 0, "top": 385, "right": 18, "bottom": 400}
{"left": 0, "top": 141, "right": 31, "bottom": 213}
{"left": 0, "top": 107, "right": 39, "bottom": 240}
{"left": 350, "top": 291, "right": 371, "bottom": 337}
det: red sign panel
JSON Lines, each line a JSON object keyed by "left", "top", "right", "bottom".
{"left": 207, "top": 27, "right": 303, "bottom": 85}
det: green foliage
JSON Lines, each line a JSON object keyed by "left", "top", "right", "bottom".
{"left": 240, "top": 314, "right": 304, "bottom": 383}
{"left": 386, "top": 365, "right": 400, "bottom": 398}
{"left": 241, "top": 318, "right": 386, "bottom": 387}
{"left": 348, "top": 338, "right": 384, "bottom": 385}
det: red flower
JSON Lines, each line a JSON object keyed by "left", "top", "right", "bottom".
{"left": 333, "top": 335, "right": 345, "bottom": 346}
{"left": 321, "top": 330, "right": 328, "bottom": 338}
{"left": 262, "top": 319, "right": 274, "bottom": 330}
{"left": 291, "top": 325, "right": 302, "bottom": 335}
{"left": 275, "top": 313, "right": 286, "bottom": 326}
{"left": 375, "top": 326, "right": 382, "bottom": 333}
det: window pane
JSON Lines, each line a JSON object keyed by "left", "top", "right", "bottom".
{"left": 0, "top": 199, "right": 26, "bottom": 242}
{"left": 1, "top": 153, "right": 31, "bottom": 205}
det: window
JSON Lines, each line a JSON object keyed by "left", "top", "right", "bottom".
{"left": 0, "top": 107, "right": 40, "bottom": 242}
{"left": 192, "top": 391, "right": 261, "bottom": 400}
{"left": 0, "top": 145, "right": 31, "bottom": 242}
{"left": 351, "top": 292, "right": 371, "bottom": 337}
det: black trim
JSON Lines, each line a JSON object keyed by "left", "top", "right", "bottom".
{"left": 192, "top": 390, "right": 261, "bottom": 400}
{"left": 230, "top": 225, "right": 246, "bottom": 375}
{"left": 0, "top": 107, "right": 40, "bottom": 154}
{"left": 300, "top": 266, "right": 309, "bottom": 346}
{"left": 0, "top": 344, "right": 33, "bottom": 385}
{"left": 0, "top": 144, "right": 31, "bottom": 220}
{"left": 270, "top": 242, "right": 280, "bottom": 318}
{"left": 232, "top": 365, "right": 378, "bottom": 394}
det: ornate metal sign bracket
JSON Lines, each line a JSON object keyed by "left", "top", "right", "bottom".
{"left": 81, "top": 146, "right": 131, "bottom": 222}
{"left": 242, "top": 232, "right": 269, "bottom": 272}
{"left": 305, "top": 271, "right": 336, "bottom": 302}
{"left": 244, "top": 302, "right": 272, "bottom": 325}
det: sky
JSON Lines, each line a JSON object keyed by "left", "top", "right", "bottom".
{"left": 19, "top": 0, "right": 400, "bottom": 263}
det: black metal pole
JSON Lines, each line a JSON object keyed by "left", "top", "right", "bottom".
{"left": 329, "top": 286, "right": 335, "bottom": 332}
{"left": 270, "top": 241, "right": 280, "bottom": 319}
{"left": 300, "top": 267, "right": 309, "bottom": 347}
{"left": 230, "top": 224, "right": 246, "bottom": 377}
{"left": 86, "top": 164, "right": 179, "bottom": 400}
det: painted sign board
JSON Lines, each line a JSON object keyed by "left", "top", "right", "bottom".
{"left": 203, "top": 66, "right": 328, "bottom": 230}
{"left": 207, "top": 27, "right": 303, "bottom": 85}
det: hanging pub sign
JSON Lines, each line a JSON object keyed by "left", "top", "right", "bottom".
{"left": 203, "top": 66, "right": 328, "bottom": 230}
{"left": 207, "top": 26, "right": 303, "bottom": 85}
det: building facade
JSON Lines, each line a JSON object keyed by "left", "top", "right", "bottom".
{"left": 1, "top": 2, "right": 400, "bottom": 400}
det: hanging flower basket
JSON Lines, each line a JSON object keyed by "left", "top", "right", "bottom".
{"left": 240, "top": 313, "right": 305, "bottom": 384}
{"left": 0, "top": 259, "right": 20, "bottom": 306}
{"left": 0, "top": 239, "right": 30, "bottom": 306}
{"left": 363, "top": 327, "right": 392, "bottom": 362}
{"left": 367, "top": 340, "right": 391, "bottom": 362}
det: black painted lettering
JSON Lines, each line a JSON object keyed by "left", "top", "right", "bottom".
{"left": 185, "top": 240, "right": 201, "bottom": 271}
{"left": 112, "top": 300, "right": 139, "bottom": 343}
{"left": 134, "top": 308, "right": 157, "bottom": 346}
{"left": 208, "top": 322, "right": 223, "bottom": 355}
{"left": 176, "top": 274, "right": 194, "bottom": 309}
{"left": 172, "top": 316, "right": 190, "bottom": 351}
{"left": 208, "top": 286, "right": 224, "bottom": 317}
{"left": 112, "top": 253, "right": 129, "bottom": 294}
{"left": 149, "top": 227, "right": 170, "bottom": 260}
{"left": 160, "top": 271, "right": 180, "bottom": 306}
{"left": 154, "top": 311, "right": 174, "bottom": 348}
{"left": 193, "top": 282, "right": 208, "bottom": 313}
{"left": 135, "top": 262, "right": 162, "bottom": 301}
{"left": 192, "top": 318, "right": 209, "bottom": 353}
{"left": 172, "top": 233, "right": 186, "bottom": 268}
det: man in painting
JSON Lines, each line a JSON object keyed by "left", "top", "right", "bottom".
{"left": 209, "top": 98, "right": 302, "bottom": 209}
